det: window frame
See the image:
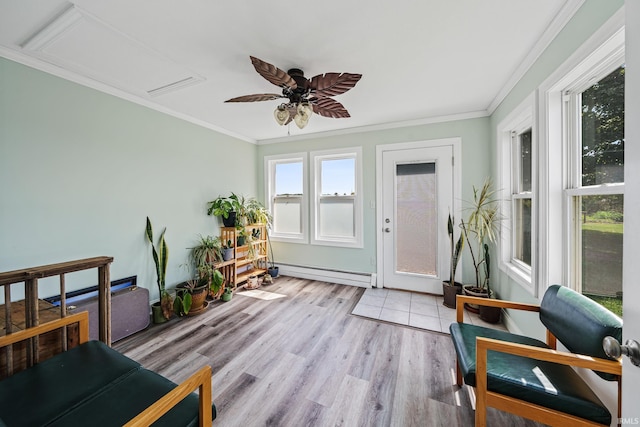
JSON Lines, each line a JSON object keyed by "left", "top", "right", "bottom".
{"left": 309, "top": 147, "right": 363, "bottom": 248}
{"left": 538, "top": 22, "right": 625, "bottom": 298}
{"left": 264, "top": 152, "right": 309, "bottom": 244}
{"left": 497, "top": 94, "right": 536, "bottom": 295}
{"left": 562, "top": 64, "right": 625, "bottom": 294}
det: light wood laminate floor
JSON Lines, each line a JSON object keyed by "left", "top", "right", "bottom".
{"left": 114, "top": 276, "right": 544, "bottom": 427}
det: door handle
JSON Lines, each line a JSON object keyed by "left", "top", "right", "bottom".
{"left": 603, "top": 336, "right": 640, "bottom": 366}
{"left": 384, "top": 228, "right": 391, "bottom": 233}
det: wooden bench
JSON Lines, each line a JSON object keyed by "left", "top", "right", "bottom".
{"left": 449, "top": 285, "right": 622, "bottom": 426}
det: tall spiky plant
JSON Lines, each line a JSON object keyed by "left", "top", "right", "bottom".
{"left": 447, "top": 213, "right": 464, "bottom": 286}
{"left": 459, "top": 179, "right": 500, "bottom": 292}
{"left": 145, "top": 217, "right": 172, "bottom": 320}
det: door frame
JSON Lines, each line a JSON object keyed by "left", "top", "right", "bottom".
{"left": 375, "top": 137, "right": 462, "bottom": 289}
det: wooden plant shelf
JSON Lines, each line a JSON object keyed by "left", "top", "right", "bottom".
{"left": 219, "top": 224, "right": 268, "bottom": 286}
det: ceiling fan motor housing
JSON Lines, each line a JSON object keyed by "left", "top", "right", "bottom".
{"left": 286, "top": 68, "right": 310, "bottom": 102}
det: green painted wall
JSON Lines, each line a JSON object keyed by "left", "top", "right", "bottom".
{"left": 0, "top": 57, "right": 256, "bottom": 300}
{"left": 258, "top": 117, "right": 491, "bottom": 277}
{"left": 488, "top": 0, "right": 624, "bottom": 340}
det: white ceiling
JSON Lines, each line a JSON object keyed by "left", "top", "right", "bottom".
{"left": 0, "top": 0, "right": 581, "bottom": 143}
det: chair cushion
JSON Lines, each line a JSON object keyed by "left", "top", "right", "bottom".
{"left": 449, "top": 322, "right": 549, "bottom": 386}
{"left": 450, "top": 322, "right": 611, "bottom": 425}
{"left": 0, "top": 340, "right": 216, "bottom": 426}
{"left": 540, "top": 284, "right": 622, "bottom": 380}
{"left": 0, "top": 341, "right": 140, "bottom": 427}
{"left": 47, "top": 368, "right": 215, "bottom": 427}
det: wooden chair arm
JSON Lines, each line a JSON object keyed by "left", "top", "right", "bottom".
{"left": 124, "top": 365, "right": 213, "bottom": 427}
{"left": 474, "top": 337, "right": 621, "bottom": 427}
{"left": 476, "top": 337, "right": 622, "bottom": 376}
{"left": 0, "top": 311, "right": 89, "bottom": 348}
{"left": 455, "top": 295, "right": 540, "bottom": 323}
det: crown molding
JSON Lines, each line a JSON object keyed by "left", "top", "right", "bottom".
{"left": 0, "top": 46, "right": 255, "bottom": 144}
{"left": 257, "top": 110, "right": 489, "bottom": 145}
{"left": 486, "top": 0, "right": 586, "bottom": 115}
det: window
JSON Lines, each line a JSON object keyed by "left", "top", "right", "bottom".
{"left": 264, "top": 153, "right": 308, "bottom": 243}
{"left": 498, "top": 96, "right": 535, "bottom": 293}
{"left": 310, "top": 147, "right": 363, "bottom": 247}
{"left": 564, "top": 65, "right": 624, "bottom": 316}
{"left": 512, "top": 129, "right": 533, "bottom": 267}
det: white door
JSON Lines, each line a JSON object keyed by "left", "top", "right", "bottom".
{"left": 381, "top": 145, "right": 453, "bottom": 294}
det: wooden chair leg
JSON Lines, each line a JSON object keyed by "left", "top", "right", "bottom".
{"left": 456, "top": 360, "right": 462, "bottom": 386}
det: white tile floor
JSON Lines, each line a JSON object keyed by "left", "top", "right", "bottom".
{"left": 351, "top": 287, "right": 509, "bottom": 334}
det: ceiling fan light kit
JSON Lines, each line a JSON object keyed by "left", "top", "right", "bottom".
{"left": 226, "top": 56, "right": 361, "bottom": 130}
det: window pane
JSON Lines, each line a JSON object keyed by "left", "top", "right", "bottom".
{"left": 581, "top": 66, "right": 625, "bottom": 186}
{"left": 396, "top": 162, "right": 437, "bottom": 276}
{"left": 273, "top": 195, "right": 301, "bottom": 234}
{"left": 319, "top": 197, "right": 355, "bottom": 237}
{"left": 514, "top": 198, "right": 531, "bottom": 266}
{"left": 275, "top": 162, "right": 303, "bottom": 195}
{"left": 520, "top": 129, "right": 532, "bottom": 192}
{"left": 321, "top": 158, "right": 355, "bottom": 195}
{"left": 580, "top": 194, "right": 623, "bottom": 316}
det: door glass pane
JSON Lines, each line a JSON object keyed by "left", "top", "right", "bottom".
{"left": 396, "top": 162, "right": 437, "bottom": 275}
{"left": 580, "top": 194, "right": 623, "bottom": 316}
{"left": 514, "top": 198, "right": 531, "bottom": 265}
{"left": 581, "top": 66, "right": 625, "bottom": 186}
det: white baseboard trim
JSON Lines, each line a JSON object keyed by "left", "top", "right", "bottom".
{"left": 501, "top": 309, "right": 524, "bottom": 335}
{"left": 278, "top": 264, "right": 374, "bottom": 288}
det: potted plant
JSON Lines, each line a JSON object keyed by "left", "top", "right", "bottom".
{"left": 245, "top": 198, "right": 272, "bottom": 226}
{"left": 459, "top": 178, "right": 501, "bottom": 316}
{"left": 190, "top": 235, "right": 223, "bottom": 266}
{"left": 145, "top": 217, "right": 172, "bottom": 323}
{"left": 207, "top": 193, "right": 242, "bottom": 227}
{"left": 222, "top": 239, "right": 234, "bottom": 261}
{"left": 442, "top": 213, "right": 465, "bottom": 308}
{"left": 221, "top": 286, "right": 233, "bottom": 302}
{"left": 236, "top": 227, "right": 249, "bottom": 247}
{"left": 267, "top": 238, "right": 279, "bottom": 279}
{"left": 209, "top": 268, "right": 225, "bottom": 299}
{"left": 174, "top": 274, "right": 209, "bottom": 316}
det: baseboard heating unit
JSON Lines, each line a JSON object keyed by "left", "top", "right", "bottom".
{"left": 44, "top": 276, "right": 149, "bottom": 342}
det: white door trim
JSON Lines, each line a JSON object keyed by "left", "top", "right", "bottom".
{"left": 375, "top": 137, "right": 462, "bottom": 289}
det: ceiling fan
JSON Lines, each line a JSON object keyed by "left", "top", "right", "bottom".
{"left": 225, "top": 56, "right": 362, "bottom": 129}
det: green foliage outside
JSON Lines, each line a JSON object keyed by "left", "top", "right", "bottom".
{"left": 585, "top": 294, "right": 622, "bottom": 317}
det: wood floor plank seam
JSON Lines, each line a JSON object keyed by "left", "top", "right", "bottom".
{"left": 114, "top": 277, "right": 545, "bottom": 427}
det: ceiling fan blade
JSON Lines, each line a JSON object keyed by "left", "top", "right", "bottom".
{"left": 312, "top": 97, "right": 351, "bottom": 118}
{"left": 309, "top": 73, "right": 362, "bottom": 97}
{"left": 250, "top": 56, "right": 297, "bottom": 89}
{"left": 225, "top": 93, "right": 285, "bottom": 102}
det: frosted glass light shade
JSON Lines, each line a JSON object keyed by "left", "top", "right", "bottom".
{"left": 274, "top": 106, "right": 289, "bottom": 125}
{"left": 294, "top": 103, "right": 312, "bottom": 129}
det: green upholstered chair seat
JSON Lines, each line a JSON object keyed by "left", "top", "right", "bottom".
{"left": 0, "top": 340, "right": 216, "bottom": 427}
{"left": 0, "top": 341, "right": 140, "bottom": 427}
{"left": 449, "top": 323, "right": 549, "bottom": 386}
{"left": 450, "top": 286, "right": 622, "bottom": 425}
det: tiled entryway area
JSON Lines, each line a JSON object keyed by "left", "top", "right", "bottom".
{"left": 351, "top": 287, "right": 508, "bottom": 334}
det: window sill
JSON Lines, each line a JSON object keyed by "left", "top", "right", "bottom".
{"left": 499, "top": 261, "right": 535, "bottom": 296}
